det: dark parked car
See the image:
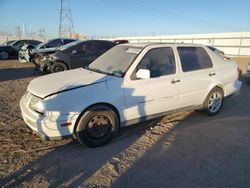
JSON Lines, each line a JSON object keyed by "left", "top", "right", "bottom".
{"left": 19, "top": 38, "right": 76, "bottom": 63}
{"left": 0, "top": 39, "right": 41, "bottom": 60}
{"left": 246, "top": 62, "right": 250, "bottom": 84}
{"left": 41, "top": 40, "right": 115, "bottom": 73}
{"left": 0, "top": 40, "right": 17, "bottom": 46}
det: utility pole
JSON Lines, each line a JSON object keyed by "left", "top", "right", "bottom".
{"left": 15, "top": 26, "right": 22, "bottom": 37}
{"left": 58, "top": 0, "right": 75, "bottom": 38}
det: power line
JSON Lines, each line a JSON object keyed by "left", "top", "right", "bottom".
{"left": 100, "top": 0, "right": 248, "bottom": 31}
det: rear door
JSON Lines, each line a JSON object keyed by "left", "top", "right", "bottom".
{"left": 177, "top": 46, "right": 216, "bottom": 107}
{"left": 70, "top": 40, "right": 95, "bottom": 69}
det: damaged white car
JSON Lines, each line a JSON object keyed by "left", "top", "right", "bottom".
{"left": 20, "top": 43, "right": 242, "bottom": 147}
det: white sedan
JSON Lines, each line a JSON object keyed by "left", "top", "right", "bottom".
{"left": 20, "top": 43, "right": 242, "bottom": 147}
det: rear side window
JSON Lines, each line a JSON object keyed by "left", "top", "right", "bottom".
{"left": 95, "top": 41, "right": 113, "bottom": 51}
{"left": 134, "top": 47, "right": 176, "bottom": 78}
{"left": 177, "top": 47, "right": 213, "bottom": 72}
{"left": 29, "top": 40, "right": 41, "bottom": 45}
{"left": 63, "top": 39, "right": 75, "bottom": 45}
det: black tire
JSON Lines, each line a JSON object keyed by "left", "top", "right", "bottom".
{"left": 51, "top": 61, "right": 68, "bottom": 73}
{"left": 0, "top": 51, "right": 9, "bottom": 60}
{"left": 204, "top": 87, "right": 224, "bottom": 116}
{"left": 75, "top": 105, "right": 119, "bottom": 147}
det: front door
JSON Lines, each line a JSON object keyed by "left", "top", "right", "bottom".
{"left": 123, "top": 47, "right": 181, "bottom": 122}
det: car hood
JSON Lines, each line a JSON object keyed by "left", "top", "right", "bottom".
{"left": 32, "top": 47, "right": 58, "bottom": 54}
{"left": 28, "top": 68, "right": 111, "bottom": 98}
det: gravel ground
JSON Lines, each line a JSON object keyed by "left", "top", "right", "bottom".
{"left": 0, "top": 58, "right": 250, "bottom": 188}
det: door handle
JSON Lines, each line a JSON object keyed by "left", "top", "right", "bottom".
{"left": 171, "top": 78, "right": 181, "bottom": 84}
{"left": 209, "top": 72, "right": 216, "bottom": 76}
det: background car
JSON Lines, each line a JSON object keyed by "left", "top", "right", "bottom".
{"left": 246, "top": 62, "right": 250, "bottom": 84}
{"left": 18, "top": 38, "right": 76, "bottom": 63}
{"left": 0, "top": 40, "right": 17, "bottom": 46}
{"left": 0, "top": 39, "right": 41, "bottom": 60}
{"left": 0, "top": 44, "right": 18, "bottom": 60}
{"left": 42, "top": 40, "right": 115, "bottom": 73}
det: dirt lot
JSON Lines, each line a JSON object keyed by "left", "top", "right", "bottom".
{"left": 0, "top": 58, "right": 250, "bottom": 188}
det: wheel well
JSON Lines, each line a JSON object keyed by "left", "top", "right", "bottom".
{"left": 73, "top": 103, "right": 121, "bottom": 133}
{"left": 53, "top": 60, "right": 69, "bottom": 69}
{"left": 202, "top": 85, "right": 225, "bottom": 108}
{"left": 214, "top": 85, "right": 225, "bottom": 96}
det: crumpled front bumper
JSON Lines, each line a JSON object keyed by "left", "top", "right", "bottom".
{"left": 20, "top": 95, "right": 76, "bottom": 140}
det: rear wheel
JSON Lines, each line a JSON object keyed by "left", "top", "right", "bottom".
{"left": 0, "top": 51, "right": 9, "bottom": 59}
{"left": 75, "top": 105, "right": 119, "bottom": 147}
{"left": 51, "top": 61, "right": 68, "bottom": 73}
{"left": 204, "top": 87, "right": 224, "bottom": 115}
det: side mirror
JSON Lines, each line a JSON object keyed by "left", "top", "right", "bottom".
{"left": 72, "top": 49, "right": 77, "bottom": 54}
{"left": 136, "top": 69, "right": 150, "bottom": 79}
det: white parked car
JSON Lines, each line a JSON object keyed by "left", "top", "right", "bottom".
{"left": 20, "top": 43, "right": 242, "bottom": 147}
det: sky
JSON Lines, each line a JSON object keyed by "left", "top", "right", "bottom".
{"left": 0, "top": 0, "right": 249, "bottom": 38}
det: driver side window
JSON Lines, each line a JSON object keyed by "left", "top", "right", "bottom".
{"left": 132, "top": 47, "right": 176, "bottom": 79}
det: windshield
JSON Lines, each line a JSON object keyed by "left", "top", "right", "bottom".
{"left": 88, "top": 45, "right": 142, "bottom": 77}
{"left": 36, "top": 41, "right": 48, "bottom": 49}
{"left": 35, "top": 39, "right": 54, "bottom": 49}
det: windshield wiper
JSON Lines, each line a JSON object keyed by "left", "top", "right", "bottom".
{"left": 87, "top": 67, "right": 107, "bottom": 75}
{"left": 86, "top": 66, "right": 123, "bottom": 77}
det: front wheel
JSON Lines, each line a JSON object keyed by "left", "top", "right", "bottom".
{"left": 0, "top": 51, "right": 9, "bottom": 59}
{"left": 75, "top": 105, "right": 119, "bottom": 147}
{"left": 51, "top": 61, "right": 68, "bottom": 73}
{"left": 204, "top": 87, "right": 224, "bottom": 115}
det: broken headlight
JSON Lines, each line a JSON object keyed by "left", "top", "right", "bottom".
{"left": 29, "top": 95, "right": 45, "bottom": 114}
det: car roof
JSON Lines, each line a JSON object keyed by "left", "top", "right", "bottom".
{"left": 121, "top": 42, "right": 206, "bottom": 48}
